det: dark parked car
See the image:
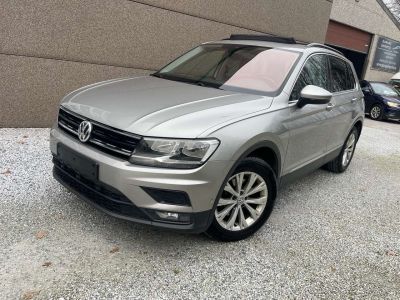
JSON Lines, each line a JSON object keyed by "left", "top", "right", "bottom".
{"left": 360, "top": 80, "right": 400, "bottom": 121}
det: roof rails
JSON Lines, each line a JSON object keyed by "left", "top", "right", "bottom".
{"left": 225, "top": 35, "right": 344, "bottom": 55}
{"left": 306, "top": 43, "right": 343, "bottom": 55}
{"left": 227, "top": 34, "right": 297, "bottom": 44}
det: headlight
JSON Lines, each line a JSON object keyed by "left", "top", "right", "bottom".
{"left": 129, "top": 138, "right": 220, "bottom": 169}
{"left": 386, "top": 101, "right": 400, "bottom": 108}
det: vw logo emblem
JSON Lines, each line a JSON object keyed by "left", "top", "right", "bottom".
{"left": 77, "top": 121, "right": 92, "bottom": 142}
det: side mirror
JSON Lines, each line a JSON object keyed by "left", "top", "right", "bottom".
{"left": 361, "top": 87, "right": 371, "bottom": 94}
{"left": 297, "top": 85, "right": 332, "bottom": 108}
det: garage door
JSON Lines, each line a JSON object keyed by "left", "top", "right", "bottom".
{"left": 325, "top": 20, "right": 372, "bottom": 54}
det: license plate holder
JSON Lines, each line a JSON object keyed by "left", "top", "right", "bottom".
{"left": 57, "top": 144, "right": 98, "bottom": 181}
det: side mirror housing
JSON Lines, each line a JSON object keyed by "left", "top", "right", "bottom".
{"left": 361, "top": 87, "right": 371, "bottom": 94}
{"left": 297, "top": 85, "right": 332, "bottom": 108}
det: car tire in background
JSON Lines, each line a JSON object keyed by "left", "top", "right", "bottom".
{"left": 206, "top": 157, "right": 277, "bottom": 241}
{"left": 324, "top": 127, "right": 359, "bottom": 173}
{"left": 369, "top": 104, "right": 384, "bottom": 120}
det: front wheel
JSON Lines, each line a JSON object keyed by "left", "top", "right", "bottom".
{"left": 370, "top": 104, "right": 383, "bottom": 120}
{"left": 206, "top": 157, "right": 277, "bottom": 241}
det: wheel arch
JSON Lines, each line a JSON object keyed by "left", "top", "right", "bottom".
{"left": 370, "top": 101, "right": 384, "bottom": 109}
{"left": 232, "top": 140, "right": 282, "bottom": 179}
{"left": 205, "top": 142, "right": 280, "bottom": 233}
{"left": 353, "top": 119, "right": 363, "bottom": 139}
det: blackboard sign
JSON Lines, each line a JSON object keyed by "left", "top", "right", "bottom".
{"left": 371, "top": 36, "right": 400, "bottom": 73}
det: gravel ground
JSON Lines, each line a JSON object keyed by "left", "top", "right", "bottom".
{"left": 1, "top": 119, "right": 399, "bottom": 300}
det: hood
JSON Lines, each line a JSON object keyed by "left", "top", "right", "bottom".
{"left": 382, "top": 95, "right": 400, "bottom": 103}
{"left": 61, "top": 76, "right": 272, "bottom": 138}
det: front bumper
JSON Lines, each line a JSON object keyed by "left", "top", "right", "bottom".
{"left": 50, "top": 127, "right": 232, "bottom": 232}
{"left": 384, "top": 106, "right": 400, "bottom": 120}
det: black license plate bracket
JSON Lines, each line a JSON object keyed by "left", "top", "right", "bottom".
{"left": 57, "top": 144, "right": 98, "bottom": 181}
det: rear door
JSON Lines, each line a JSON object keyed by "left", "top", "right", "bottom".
{"left": 325, "top": 56, "right": 359, "bottom": 152}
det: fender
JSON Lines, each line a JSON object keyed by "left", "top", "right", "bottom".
{"left": 204, "top": 141, "right": 280, "bottom": 230}
{"left": 232, "top": 140, "right": 282, "bottom": 178}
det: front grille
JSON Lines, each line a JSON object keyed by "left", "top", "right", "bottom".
{"left": 58, "top": 107, "right": 141, "bottom": 159}
{"left": 53, "top": 157, "right": 150, "bottom": 221}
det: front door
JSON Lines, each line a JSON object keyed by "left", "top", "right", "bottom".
{"left": 284, "top": 54, "right": 333, "bottom": 174}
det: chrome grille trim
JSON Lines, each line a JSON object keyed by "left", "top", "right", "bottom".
{"left": 90, "top": 139, "right": 132, "bottom": 156}
{"left": 57, "top": 106, "right": 141, "bottom": 159}
{"left": 58, "top": 121, "right": 79, "bottom": 136}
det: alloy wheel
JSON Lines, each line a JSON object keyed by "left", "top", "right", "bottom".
{"left": 370, "top": 106, "right": 381, "bottom": 119}
{"left": 215, "top": 172, "right": 268, "bottom": 231}
{"left": 342, "top": 132, "right": 356, "bottom": 167}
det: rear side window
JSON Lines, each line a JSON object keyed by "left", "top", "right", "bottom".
{"left": 345, "top": 63, "right": 356, "bottom": 90}
{"left": 329, "top": 56, "right": 355, "bottom": 92}
{"left": 290, "top": 54, "right": 329, "bottom": 100}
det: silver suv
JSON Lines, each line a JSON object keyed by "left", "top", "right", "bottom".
{"left": 51, "top": 35, "right": 364, "bottom": 241}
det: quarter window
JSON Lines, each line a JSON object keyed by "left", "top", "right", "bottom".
{"left": 345, "top": 63, "right": 356, "bottom": 90}
{"left": 290, "top": 54, "right": 329, "bottom": 100}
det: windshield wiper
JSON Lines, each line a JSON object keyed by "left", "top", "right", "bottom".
{"left": 151, "top": 73, "right": 164, "bottom": 78}
{"left": 152, "top": 73, "right": 197, "bottom": 84}
{"left": 195, "top": 81, "right": 222, "bottom": 90}
{"left": 152, "top": 73, "right": 221, "bottom": 90}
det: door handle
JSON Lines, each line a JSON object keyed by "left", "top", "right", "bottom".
{"left": 326, "top": 103, "right": 335, "bottom": 111}
{"left": 351, "top": 97, "right": 358, "bottom": 103}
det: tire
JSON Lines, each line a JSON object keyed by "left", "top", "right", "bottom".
{"left": 369, "top": 104, "right": 384, "bottom": 120}
{"left": 324, "top": 127, "right": 359, "bottom": 173}
{"left": 206, "top": 157, "right": 277, "bottom": 242}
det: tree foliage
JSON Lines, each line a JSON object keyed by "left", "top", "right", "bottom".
{"left": 383, "top": 0, "right": 400, "bottom": 23}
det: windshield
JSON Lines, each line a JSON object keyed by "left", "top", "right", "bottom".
{"left": 154, "top": 44, "right": 300, "bottom": 96}
{"left": 371, "top": 82, "right": 399, "bottom": 97}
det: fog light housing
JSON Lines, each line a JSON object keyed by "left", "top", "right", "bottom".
{"left": 147, "top": 210, "right": 192, "bottom": 224}
{"left": 156, "top": 211, "right": 179, "bottom": 220}
{"left": 141, "top": 187, "right": 191, "bottom": 206}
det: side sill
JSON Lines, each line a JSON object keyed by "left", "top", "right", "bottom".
{"left": 279, "top": 147, "right": 341, "bottom": 187}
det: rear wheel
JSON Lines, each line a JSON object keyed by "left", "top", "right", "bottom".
{"left": 206, "top": 157, "right": 276, "bottom": 241}
{"left": 370, "top": 104, "right": 383, "bottom": 120}
{"left": 324, "top": 127, "right": 358, "bottom": 173}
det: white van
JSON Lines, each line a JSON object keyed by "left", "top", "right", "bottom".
{"left": 390, "top": 72, "right": 400, "bottom": 92}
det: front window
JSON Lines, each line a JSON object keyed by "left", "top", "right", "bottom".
{"left": 154, "top": 44, "right": 300, "bottom": 96}
{"left": 370, "top": 83, "right": 399, "bottom": 97}
{"left": 290, "top": 54, "right": 329, "bottom": 100}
